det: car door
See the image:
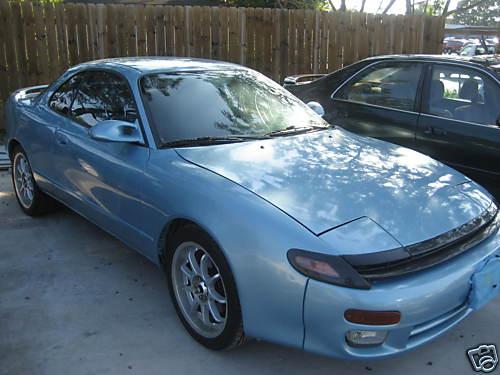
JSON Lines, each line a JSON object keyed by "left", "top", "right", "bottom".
{"left": 416, "top": 63, "right": 500, "bottom": 195}
{"left": 327, "top": 61, "right": 424, "bottom": 149}
{"left": 53, "top": 70, "right": 153, "bottom": 254}
{"left": 23, "top": 76, "right": 80, "bottom": 194}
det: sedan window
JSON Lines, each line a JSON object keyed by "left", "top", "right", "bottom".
{"left": 71, "top": 71, "right": 137, "bottom": 127}
{"left": 334, "top": 62, "right": 423, "bottom": 112}
{"left": 424, "top": 65, "right": 500, "bottom": 126}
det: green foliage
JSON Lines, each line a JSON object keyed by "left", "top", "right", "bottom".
{"left": 444, "top": 88, "right": 458, "bottom": 99}
{"left": 415, "top": 0, "right": 446, "bottom": 16}
{"left": 221, "top": 0, "right": 329, "bottom": 9}
{"left": 451, "top": 0, "right": 500, "bottom": 26}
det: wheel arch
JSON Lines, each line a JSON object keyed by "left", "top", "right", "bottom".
{"left": 7, "top": 138, "right": 21, "bottom": 161}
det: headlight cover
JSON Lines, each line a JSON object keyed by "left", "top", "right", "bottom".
{"left": 287, "top": 249, "right": 371, "bottom": 289}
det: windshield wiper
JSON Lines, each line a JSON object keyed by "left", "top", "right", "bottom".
{"left": 264, "top": 125, "right": 328, "bottom": 137}
{"left": 160, "top": 135, "right": 267, "bottom": 148}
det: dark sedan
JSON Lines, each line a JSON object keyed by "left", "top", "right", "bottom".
{"left": 284, "top": 55, "right": 500, "bottom": 197}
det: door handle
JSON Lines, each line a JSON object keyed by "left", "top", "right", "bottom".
{"left": 424, "top": 126, "right": 447, "bottom": 136}
{"left": 55, "top": 130, "right": 68, "bottom": 145}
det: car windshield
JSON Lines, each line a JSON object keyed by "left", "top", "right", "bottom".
{"left": 139, "top": 70, "right": 328, "bottom": 146}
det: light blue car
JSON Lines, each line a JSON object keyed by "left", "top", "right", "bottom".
{"left": 5, "top": 57, "right": 500, "bottom": 359}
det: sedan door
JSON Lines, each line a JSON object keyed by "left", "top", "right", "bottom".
{"left": 416, "top": 63, "right": 500, "bottom": 196}
{"left": 327, "top": 61, "right": 424, "bottom": 149}
{"left": 52, "top": 70, "right": 153, "bottom": 255}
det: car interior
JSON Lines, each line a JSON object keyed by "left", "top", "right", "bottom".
{"left": 426, "top": 68, "right": 499, "bottom": 126}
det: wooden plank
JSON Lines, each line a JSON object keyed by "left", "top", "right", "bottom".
{"left": 288, "top": 9, "right": 296, "bottom": 74}
{"left": 96, "top": 4, "right": 107, "bottom": 59}
{"left": 191, "top": 6, "right": 201, "bottom": 58}
{"left": 279, "top": 9, "right": 289, "bottom": 78}
{"left": 262, "top": 8, "right": 272, "bottom": 77}
{"left": 116, "top": 5, "right": 128, "bottom": 56}
{"left": 295, "top": 9, "right": 305, "bottom": 74}
{"left": 382, "top": 14, "right": 392, "bottom": 54}
{"left": 43, "top": 3, "right": 59, "bottom": 81}
{"left": 184, "top": 6, "right": 192, "bottom": 56}
{"left": 78, "top": 3, "right": 91, "bottom": 62}
{"left": 87, "top": 4, "right": 98, "bottom": 60}
{"left": 11, "top": 1, "right": 27, "bottom": 88}
{"left": 164, "top": 6, "right": 174, "bottom": 56}
{"left": 33, "top": 2, "right": 49, "bottom": 83}
{"left": 253, "top": 8, "right": 264, "bottom": 72}
{"left": 211, "top": 7, "right": 220, "bottom": 60}
{"left": 366, "top": 13, "right": 375, "bottom": 57}
{"left": 304, "top": 9, "right": 314, "bottom": 74}
{"left": 219, "top": 7, "right": 228, "bottom": 61}
{"left": 422, "top": 15, "right": 433, "bottom": 54}
{"left": 228, "top": 7, "right": 240, "bottom": 63}
{"left": 137, "top": 5, "right": 147, "bottom": 56}
{"left": 0, "top": 0, "right": 11, "bottom": 99}
{"left": 271, "top": 9, "right": 280, "bottom": 81}
{"left": 312, "top": 11, "right": 320, "bottom": 74}
{"left": 342, "top": 12, "right": 354, "bottom": 66}
{"left": 359, "top": 13, "right": 370, "bottom": 60}
{"left": 317, "top": 11, "right": 327, "bottom": 73}
{"left": 106, "top": 4, "right": 118, "bottom": 58}
{"left": 239, "top": 8, "right": 246, "bottom": 64}
{"left": 155, "top": 5, "right": 166, "bottom": 56}
{"left": 55, "top": 3, "right": 69, "bottom": 71}
{"left": 173, "top": 6, "right": 185, "bottom": 56}
{"left": 21, "top": 1, "right": 38, "bottom": 84}
{"left": 0, "top": 2, "right": 22, "bottom": 94}
{"left": 146, "top": 5, "right": 157, "bottom": 55}
{"left": 125, "top": 5, "right": 137, "bottom": 57}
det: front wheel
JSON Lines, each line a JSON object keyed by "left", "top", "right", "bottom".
{"left": 11, "top": 146, "right": 54, "bottom": 216}
{"left": 165, "top": 224, "right": 245, "bottom": 350}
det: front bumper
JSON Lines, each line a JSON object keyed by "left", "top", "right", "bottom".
{"left": 303, "top": 227, "right": 500, "bottom": 359}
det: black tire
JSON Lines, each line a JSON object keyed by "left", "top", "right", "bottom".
{"left": 11, "top": 146, "right": 55, "bottom": 216}
{"left": 164, "top": 224, "right": 245, "bottom": 350}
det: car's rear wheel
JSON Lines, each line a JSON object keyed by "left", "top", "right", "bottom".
{"left": 165, "top": 224, "right": 245, "bottom": 350}
{"left": 11, "top": 146, "right": 54, "bottom": 216}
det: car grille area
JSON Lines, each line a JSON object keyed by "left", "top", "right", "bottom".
{"left": 347, "top": 202, "right": 499, "bottom": 280}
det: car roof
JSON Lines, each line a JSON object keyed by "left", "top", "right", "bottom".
{"left": 74, "top": 57, "right": 246, "bottom": 75}
{"left": 359, "top": 54, "right": 500, "bottom": 72}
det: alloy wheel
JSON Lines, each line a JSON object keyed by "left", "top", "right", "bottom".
{"left": 171, "top": 241, "right": 228, "bottom": 338}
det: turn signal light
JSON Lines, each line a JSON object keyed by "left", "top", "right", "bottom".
{"left": 344, "top": 309, "right": 401, "bottom": 325}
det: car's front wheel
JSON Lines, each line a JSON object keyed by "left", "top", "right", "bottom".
{"left": 11, "top": 146, "right": 54, "bottom": 216}
{"left": 165, "top": 224, "right": 245, "bottom": 350}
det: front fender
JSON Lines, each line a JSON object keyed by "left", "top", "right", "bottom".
{"left": 145, "top": 149, "right": 333, "bottom": 349}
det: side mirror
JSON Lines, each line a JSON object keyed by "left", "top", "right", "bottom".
{"left": 89, "top": 120, "right": 144, "bottom": 144}
{"left": 307, "top": 101, "right": 325, "bottom": 117}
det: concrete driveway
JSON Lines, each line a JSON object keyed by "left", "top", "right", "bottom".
{"left": 0, "top": 170, "right": 499, "bottom": 375}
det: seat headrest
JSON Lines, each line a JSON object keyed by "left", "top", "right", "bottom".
{"left": 430, "top": 80, "right": 444, "bottom": 101}
{"left": 459, "top": 78, "right": 480, "bottom": 102}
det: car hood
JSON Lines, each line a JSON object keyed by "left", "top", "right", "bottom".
{"left": 176, "top": 128, "right": 492, "bottom": 247}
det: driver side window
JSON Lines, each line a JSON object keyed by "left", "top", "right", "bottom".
{"left": 335, "top": 62, "right": 423, "bottom": 112}
{"left": 71, "top": 71, "right": 137, "bottom": 127}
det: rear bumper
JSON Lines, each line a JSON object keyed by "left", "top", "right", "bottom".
{"left": 303, "top": 227, "right": 500, "bottom": 359}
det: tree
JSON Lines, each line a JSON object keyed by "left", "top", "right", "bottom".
{"left": 449, "top": 0, "right": 499, "bottom": 26}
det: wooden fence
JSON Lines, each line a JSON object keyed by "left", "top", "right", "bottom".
{"left": 0, "top": 1, "right": 445, "bottom": 129}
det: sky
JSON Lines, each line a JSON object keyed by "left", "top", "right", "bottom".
{"left": 330, "top": 0, "right": 460, "bottom": 14}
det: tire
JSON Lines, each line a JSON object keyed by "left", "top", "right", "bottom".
{"left": 164, "top": 224, "right": 245, "bottom": 350}
{"left": 11, "top": 146, "right": 55, "bottom": 216}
